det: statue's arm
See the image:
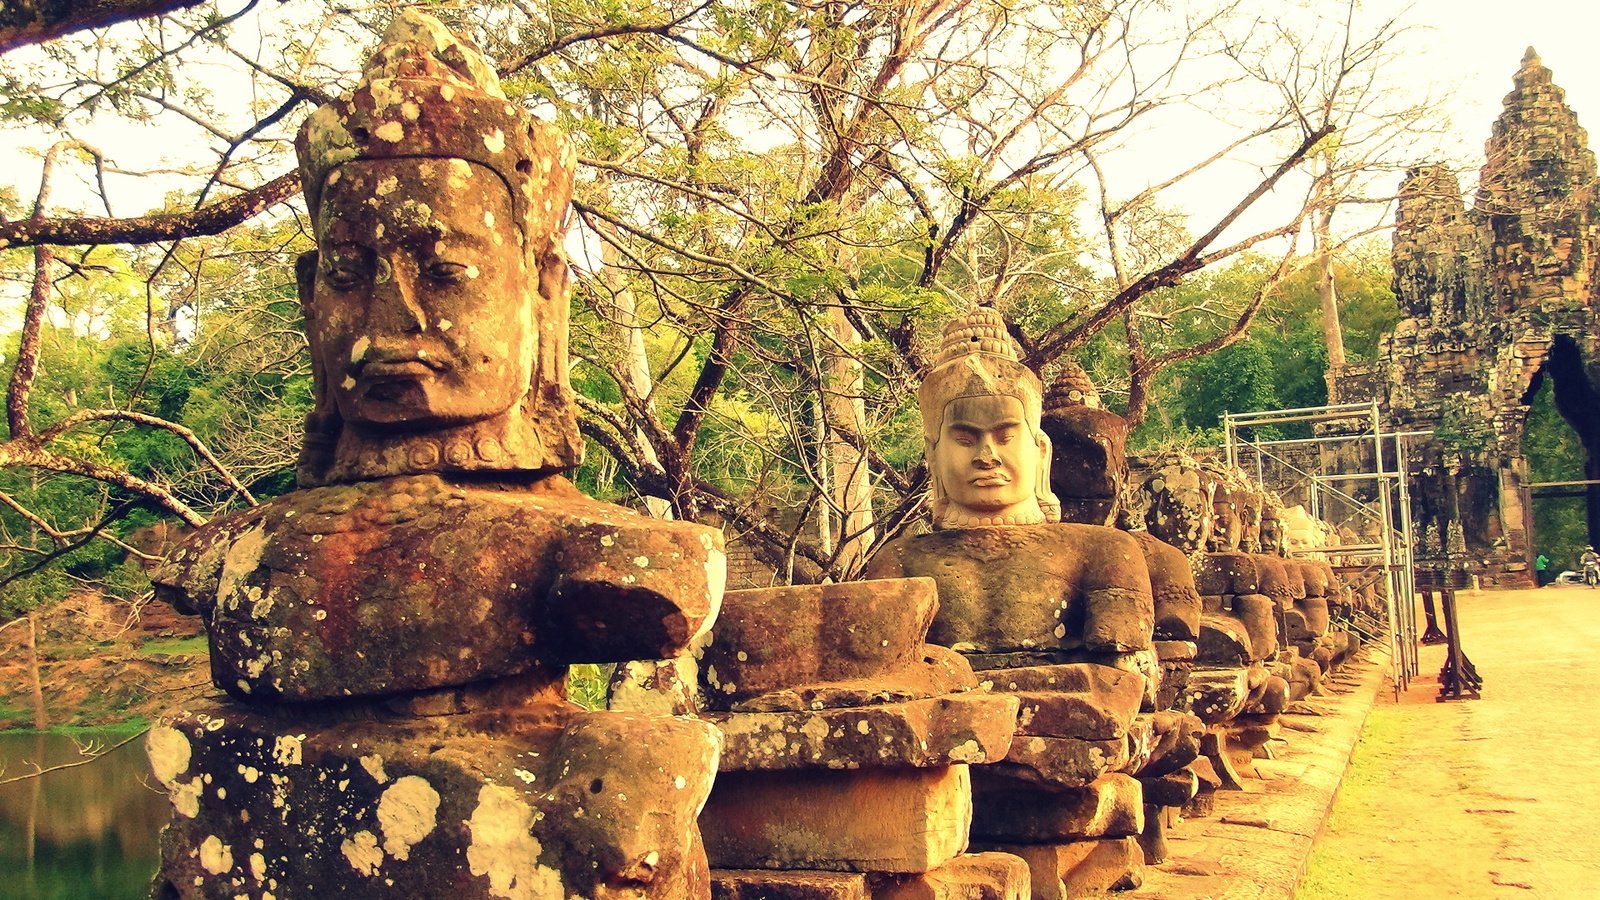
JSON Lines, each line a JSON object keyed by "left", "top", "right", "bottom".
{"left": 1075, "top": 526, "right": 1156, "bottom": 652}
{"left": 539, "top": 520, "right": 725, "bottom": 664}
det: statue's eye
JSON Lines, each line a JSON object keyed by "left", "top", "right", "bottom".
{"left": 426, "top": 261, "right": 470, "bottom": 283}
{"left": 323, "top": 263, "right": 367, "bottom": 289}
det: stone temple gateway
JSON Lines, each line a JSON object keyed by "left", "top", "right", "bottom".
{"left": 1335, "top": 49, "right": 1600, "bottom": 586}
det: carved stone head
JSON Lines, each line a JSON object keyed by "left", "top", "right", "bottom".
{"left": 918, "top": 308, "right": 1060, "bottom": 528}
{"left": 293, "top": 10, "right": 580, "bottom": 485}
{"left": 1039, "top": 360, "right": 1128, "bottom": 527}
{"left": 1131, "top": 452, "right": 1215, "bottom": 553}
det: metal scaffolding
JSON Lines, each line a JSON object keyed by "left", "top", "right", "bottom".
{"left": 1223, "top": 400, "right": 1421, "bottom": 693}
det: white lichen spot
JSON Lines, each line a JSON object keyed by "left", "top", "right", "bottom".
{"left": 440, "top": 84, "right": 455, "bottom": 102}
{"left": 376, "top": 175, "right": 399, "bottom": 197}
{"left": 200, "top": 836, "right": 234, "bottom": 875}
{"left": 673, "top": 775, "right": 687, "bottom": 790}
{"left": 341, "top": 830, "right": 384, "bottom": 876}
{"left": 373, "top": 121, "right": 405, "bottom": 143}
{"left": 248, "top": 851, "right": 267, "bottom": 881}
{"left": 948, "top": 739, "right": 986, "bottom": 763}
{"left": 513, "top": 768, "right": 537, "bottom": 784}
{"left": 735, "top": 651, "right": 747, "bottom": 662}
{"left": 483, "top": 210, "right": 495, "bottom": 228}
{"left": 360, "top": 754, "right": 389, "bottom": 785}
{"left": 171, "top": 777, "right": 203, "bottom": 818}
{"left": 600, "top": 534, "right": 615, "bottom": 547}
{"left": 148, "top": 725, "right": 192, "bottom": 785}
{"left": 401, "top": 101, "right": 420, "bottom": 121}
{"left": 856, "top": 720, "right": 871, "bottom": 735}
{"left": 272, "top": 734, "right": 303, "bottom": 766}
{"left": 378, "top": 776, "right": 441, "bottom": 862}
{"left": 466, "top": 784, "right": 561, "bottom": 899}
{"left": 217, "top": 525, "right": 269, "bottom": 613}
{"left": 351, "top": 336, "right": 371, "bottom": 364}
{"left": 633, "top": 555, "right": 649, "bottom": 568}
{"left": 438, "top": 319, "right": 452, "bottom": 331}
{"left": 482, "top": 128, "right": 505, "bottom": 153}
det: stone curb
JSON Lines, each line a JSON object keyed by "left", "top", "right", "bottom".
{"left": 1135, "top": 646, "right": 1393, "bottom": 899}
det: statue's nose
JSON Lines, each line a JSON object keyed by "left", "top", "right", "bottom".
{"left": 368, "top": 256, "right": 428, "bottom": 333}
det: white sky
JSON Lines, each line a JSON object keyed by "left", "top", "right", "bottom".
{"left": 3, "top": 0, "right": 1599, "bottom": 245}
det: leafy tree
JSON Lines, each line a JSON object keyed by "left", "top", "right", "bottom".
{"left": 0, "top": 0, "right": 1443, "bottom": 590}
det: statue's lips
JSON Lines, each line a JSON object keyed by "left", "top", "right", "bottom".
{"left": 968, "top": 473, "right": 1012, "bottom": 486}
{"left": 355, "top": 359, "right": 444, "bottom": 379}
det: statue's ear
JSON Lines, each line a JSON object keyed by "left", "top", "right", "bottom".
{"left": 296, "top": 250, "right": 318, "bottom": 313}
{"left": 536, "top": 239, "right": 570, "bottom": 303}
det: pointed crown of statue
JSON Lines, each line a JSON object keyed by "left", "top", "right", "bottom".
{"left": 1042, "top": 359, "right": 1102, "bottom": 413}
{"left": 295, "top": 10, "right": 576, "bottom": 243}
{"left": 918, "top": 307, "right": 1060, "bottom": 522}
{"left": 291, "top": 10, "right": 582, "bottom": 483}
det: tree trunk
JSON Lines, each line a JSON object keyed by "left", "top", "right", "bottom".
{"left": 822, "top": 306, "right": 875, "bottom": 578}
{"left": 27, "top": 611, "right": 47, "bottom": 729}
{"left": 1314, "top": 169, "right": 1346, "bottom": 402}
{"left": 599, "top": 227, "right": 673, "bottom": 520}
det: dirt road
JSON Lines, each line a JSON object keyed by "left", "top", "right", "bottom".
{"left": 1299, "top": 586, "right": 1600, "bottom": 898}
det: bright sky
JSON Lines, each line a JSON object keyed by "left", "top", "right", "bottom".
{"left": 4, "top": 0, "right": 1600, "bottom": 241}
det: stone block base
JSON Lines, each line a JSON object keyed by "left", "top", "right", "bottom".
{"left": 712, "top": 870, "right": 869, "bottom": 900}
{"left": 700, "top": 766, "right": 971, "bottom": 873}
{"left": 148, "top": 698, "right": 719, "bottom": 899}
{"left": 971, "top": 772, "right": 1143, "bottom": 841}
{"left": 976, "top": 837, "right": 1144, "bottom": 898}
{"left": 712, "top": 853, "right": 1030, "bottom": 900}
{"left": 868, "top": 852, "right": 1032, "bottom": 900}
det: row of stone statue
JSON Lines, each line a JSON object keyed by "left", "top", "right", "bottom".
{"left": 141, "top": 13, "right": 1379, "bottom": 899}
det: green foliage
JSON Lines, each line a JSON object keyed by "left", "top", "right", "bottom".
{"left": 1523, "top": 377, "right": 1589, "bottom": 569}
{"left": 1128, "top": 245, "right": 1399, "bottom": 451}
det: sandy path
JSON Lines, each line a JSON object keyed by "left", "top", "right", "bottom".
{"left": 1299, "top": 586, "right": 1600, "bottom": 898}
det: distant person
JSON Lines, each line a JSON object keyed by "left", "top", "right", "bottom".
{"left": 1583, "top": 546, "right": 1600, "bottom": 588}
{"left": 1535, "top": 552, "right": 1551, "bottom": 586}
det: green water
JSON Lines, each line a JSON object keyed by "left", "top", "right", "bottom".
{"left": 0, "top": 730, "right": 168, "bottom": 899}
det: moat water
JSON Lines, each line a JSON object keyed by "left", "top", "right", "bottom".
{"left": 0, "top": 730, "right": 167, "bottom": 899}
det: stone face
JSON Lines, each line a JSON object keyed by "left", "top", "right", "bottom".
{"left": 699, "top": 766, "right": 972, "bottom": 873}
{"left": 706, "top": 693, "right": 1019, "bottom": 771}
{"left": 149, "top": 699, "right": 720, "bottom": 900}
{"left": 917, "top": 308, "right": 1056, "bottom": 529}
{"left": 701, "top": 578, "right": 950, "bottom": 710}
{"left": 970, "top": 772, "right": 1144, "bottom": 841}
{"left": 865, "top": 526, "right": 1154, "bottom": 656}
{"left": 868, "top": 852, "right": 1033, "bottom": 900}
{"left": 293, "top": 11, "right": 581, "bottom": 482}
{"left": 153, "top": 475, "right": 723, "bottom": 702}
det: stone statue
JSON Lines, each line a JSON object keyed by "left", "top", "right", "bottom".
{"left": 1039, "top": 360, "right": 1128, "bottom": 527}
{"left": 146, "top": 13, "right": 725, "bottom": 898}
{"left": 865, "top": 308, "right": 1158, "bottom": 894}
{"left": 869, "top": 309, "right": 1152, "bottom": 661}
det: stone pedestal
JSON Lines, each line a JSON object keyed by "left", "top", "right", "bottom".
{"left": 698, "top": 579, "right": 1020, "bottom": 887}
{"left": 150, "top": 699, "right": 719, "bottom": 899}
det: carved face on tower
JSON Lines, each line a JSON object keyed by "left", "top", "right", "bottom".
{"left": 310, "top": 158, "right": 530, "bottom": 430}
{"left": 919, "top": 308, "right": 1059, "bottom": 528}
{"left": 292, "top": 11, "right": 581, "bottom": 484}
